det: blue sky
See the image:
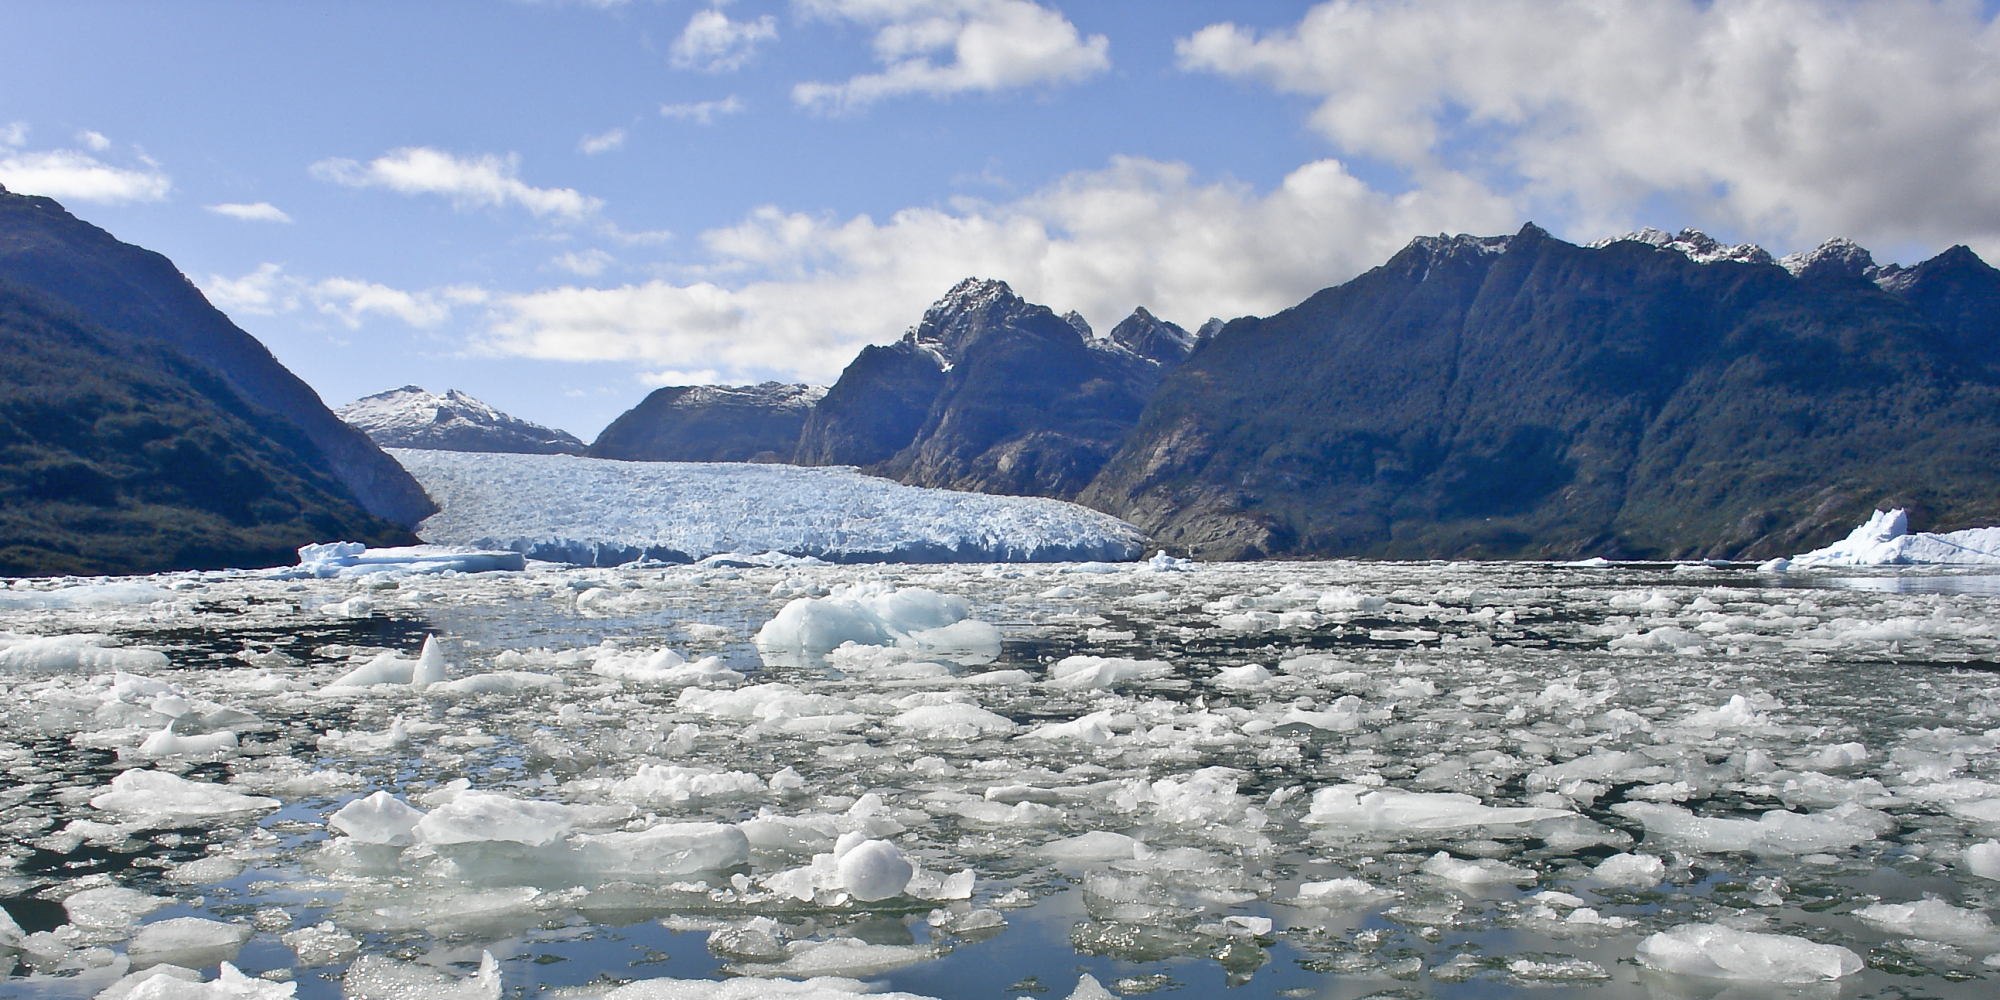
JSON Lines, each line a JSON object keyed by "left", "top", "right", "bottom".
{"left": 5, "top": 1, "right": 1999, "bottom": 439}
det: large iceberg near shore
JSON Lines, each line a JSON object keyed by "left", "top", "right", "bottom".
{"left": 389, "top": 449, "right": 1146, "bottom": 565}
{"left": 1792, "top": 508, "right": 2000, "bottom": 565}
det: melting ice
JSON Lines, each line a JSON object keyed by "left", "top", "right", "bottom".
{"left": 1, "top": 555, "right": 2000, "bottom": 997}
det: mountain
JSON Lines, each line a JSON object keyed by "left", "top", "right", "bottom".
{"left": 0, "top": 185, "right": 433, "bottom": 526}
{"left": 340, "top": 386, "right": 585, "bottom": 455}
{"left": 1079, "top": 224, "right": 2000, "bottom": 560}
{"left": 796, "top": 279, "right": 1198, "bottom": 498}
{"left": 590, "top": 382, "right": 825, "bottom": 463}
{"left": 0, "top": 281, "right": 414, "bottom": 576}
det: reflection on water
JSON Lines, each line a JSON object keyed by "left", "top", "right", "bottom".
{"left": 1819, "top": 574, "right": 2000, "bottom": 596}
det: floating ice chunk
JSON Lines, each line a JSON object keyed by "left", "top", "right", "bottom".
{"left": 294, "top": 541, "right": 524, "bottom": 578}
{"left": 126, "top": 917, "right": 252, "bottom": 969}
{"left": 0, "top": 583, "right": 173, "bottom": 611}
{"left": 328, "top": 791, "right": 426, "bottom": 846}
{"left": 427, "top": 671, "right": 563, "bottom": 695}
{"left": 887, "top": 703, "right": 1016, "bottom": 738}
{"left": 1046, "top": 656, "right": 1171, "bottom": 689}
{"left": 1039, "top": 831, "right": 1144, "bottom": 863}
{"left": 0, "top": 634, "right": 169, "bottom": 673}
{"left": 104, "top": 963, "right": 293, "bottom": 1000}
{"left": 90, "top": 770, "right": 279, "bottom": 826}
{"left": 596, "top": 973, "right": 950, "bottom": 1000}
{"left": 414, "top": 791, "right": 580, "bottom": 847}
{"left": 133, "top": 727, "right": 237, "bottom": 758}
{"left": 570, "top": 822, "right": 751, "bottom": 878}
{"left": 1806, "top": 742, "right": 1869, "bottom": 769}
{"left": 64, "top": 886, "right": 171, "bottom": 932}
{"left": 1678, "top": 694, "right": 1772, "bottom": 730}
{"left": 319, "top": 597, "right": 374, "bottom": 619}
{"left": 1634, "top": 923, "right": 1862, "bottom": 982}
{"left": 1590, "top": 853, "right": 1665, "bottom": 886}
{"left": 755, "top": 586, "right": 996, "bottom": 662}
{"left": 412, "top": 636, "right": 448, "bottom": 687}
{"left": 593, "top": 647, "right": 742, "bottom": 685}
{"left": 281, "top": 921, "right": 360, "bottom": 968}
{"left": 344, "top": 950, "right": 499, "bottom": 1000}
{"left": 325, "top": 650, "right": 416, "bottom": 688}
{"left": 1136, "top": 551, "right": 1192, "bottom": 573}
{"left": 1852, "top": 898, "right": 2000, "bottom": 946}
{"left": 594, "top": 765, "right": 769, "bottom": 806}
{"left": 1020, "top": 710, "right": 1122, "bottom": 743}
{"left": 318, "top": 718, "right": 408, "bottom": 754}
{"left": 1607, "top": 627, "right": 1707, "bottom": 655}
{"left": 836, "top": 836, "right": 913, "bottom": 901}
{"left": 1292, "top": 877, "right": 1397, "bottom": 908}
{"left": 1211, "top": 664, "right": 1274, "bottom": 689}
{"left": 1420, "top": 851, "right": 1536, "bottom": 885}
{"left": 1317, "top": 588, "right": 1388, "bottom": 612}
{"left": 731, "top": 938, "right": 939, "bottom": 979}
{"left": 0, "top": 904, "right": 20, "bottom": 948}
{"left": 1305, "top": 784, "right": 1573, "bottom": 832}
{"left": 1964, "top": 839, "right": 2000, "bottom": 880}
{"left": 896, "top": 620, "right": 1002, "bottom": 662}
{"left": 1610, "top": 802, "right": 1877, "bottom": 854}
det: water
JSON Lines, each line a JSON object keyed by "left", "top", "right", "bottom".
{"left": 1, "top": 560, "right": 1998, "bottom": 999}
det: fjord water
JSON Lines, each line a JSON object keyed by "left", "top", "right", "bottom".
{"left": 2, "top": 559, "right": 1999, "bottom": 999}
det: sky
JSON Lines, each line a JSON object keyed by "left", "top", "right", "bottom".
{"left": 4, "top": 0, "right": 2000, "bottom": 440}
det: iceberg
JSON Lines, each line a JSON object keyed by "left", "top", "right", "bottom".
{"left": 1635, "top": 923, "right": 1862, "bottom": 982}
{"left": 389, "top": 449, "right": 1146, "bottom": 565}
{"left": 292, "top": 541, "right": 526, "bottom": 578}
{"left": 1792, "top": 508, "right": 2000, "bottom": 565}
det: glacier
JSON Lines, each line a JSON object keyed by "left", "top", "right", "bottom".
{"left": 389, "top": 449, "right": 1147, "bottom": 565}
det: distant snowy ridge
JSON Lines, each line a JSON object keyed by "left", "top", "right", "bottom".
{"left": 339, "top": 386, "right": 585, "bottom": 455}
{"left": 1791, "top": 509, "right": 2000, "bottom": 566}
{"left": 390, "top": 449, "right": 1147, "bottom": 565}
{"left": 1588, "top": 228, "right": 1914, "bottom": 288}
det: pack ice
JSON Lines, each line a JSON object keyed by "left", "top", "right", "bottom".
{"left": 389, "top": 449, "right": 1146, "bottom": 564}
{"left": 6, "top": 558, "right": 2000, "bottom": 997}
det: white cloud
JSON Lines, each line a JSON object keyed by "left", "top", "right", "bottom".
{"left": 75, "top": 130, "right": 110, "bottom": 152}
{"left": 472, "top": 154, "right": 1513, "bottom": 382}
{"left": 579, "top": 127, "right": 627, "bottom": 155}
{"left": 207, "top": 201, "right": 293, "bottom": 223}
{"left": 793, "top": 0, "right": 1109, "bottom": 112}
{"left": 200, "top": 263, "right": 488, "bottom": 329}
{"left": 0, "top": 149, "right": 171, "bottom": 204}
{"left": 311, "top": 147, "right": 603, "bottom": 220}
{"left": 1, "top": 122, "right": 26, "bottom": 147}
{"left": 670, "top": 9, "right": 777, "bottom": 71}
{"left": 552, "top": 248, "right": 616, "bottom": 275}
{"left": 639, "top": 368, "right": 724, "bottom": 387}
{"left": 660, "top": 95, "right": 746, "bottom": 124}
{"left": 1177, "top": 0, "right": 2000, "bottom": 253}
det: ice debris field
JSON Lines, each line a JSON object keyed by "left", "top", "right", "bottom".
{"left": 10, "top": 549, "right": 2000, "bottom": 999}
{"left": 389, "top": 450, "right": 1147, "bottom": 566}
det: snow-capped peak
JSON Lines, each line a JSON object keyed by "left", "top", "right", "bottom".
{"left": 1061, "top": 310, "right": 1092, "bottom": 340}
{"left": 338, "top": 386, "right": 585, "bottom": 455}
{"left": 905, "top": 277, "right": 1024, "bottom": 359}
{"left": 1409, "top": 233, "right": 1513, "bottom": 258}
{"left": 1589, "top": 228, "right": 1775, "bottom": 266}
{"left": 1778, "top": 237, "right": 1877, "bottom": 280}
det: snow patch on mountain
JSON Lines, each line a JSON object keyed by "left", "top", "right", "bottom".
{"left": 339, "top": 387, "right": 585, "bottom": 455}
{"left": 1589, "top": 227, "right": 1774, "bottom": 266}
{"left": 390, "top": 449, "right": 1147, "bottom": 565}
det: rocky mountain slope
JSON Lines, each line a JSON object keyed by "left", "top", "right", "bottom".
{"left": 590, "top": 382, "right": 824, "bottom": 463}
{"left": 340, "top": 386, "right": 585, "bottom": 455}
{"left": 0, "top": 185, "right": 433, "bottom": 526}
{"left": 1080, "top": 224, "right": 2000, "bottom": 560}
{"left": 796, "top": 279, "right": 1201, "bottom": 498}
{"left": 0, "top": 281, "right": 414, "bottom": 575}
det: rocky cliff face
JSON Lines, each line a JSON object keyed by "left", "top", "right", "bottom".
{"left": 340, "top": 386, "right": 585, "bottom": 455}
{"left": 590, "top": 382, "right": 826, "bottom": 463}
{"left": 796, "top": 279, "right": 1195, "bottom": 498}
{"left": 0, "top": 282, "right": 414, "bottom": 575}
{"left": 0, "top": 185, "right": 434, "bottom": 526}
{"left": 1080, "top": 224, "right": 2000, "bottom": 560}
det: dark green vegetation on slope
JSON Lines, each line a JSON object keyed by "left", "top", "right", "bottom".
{"left": 1080, "top": 225, "right": 2000, "bottom": 560}
{"left": 0, "top": 185, "right": 433, "bottom": 526}
{"left": 0, "top": 283, "right": 414, "bottom": 576}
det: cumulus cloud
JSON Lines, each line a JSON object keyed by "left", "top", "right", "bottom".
{"left": 579, "top": 128, "right": 627, "bottom": 155}
{"left": 74, "top": 130, "right": 110, "bottom": 152}
{"left": 200, "top": 263, "right": 488, "bottom": 329}
{"left": 1177, "top": 0, "right": 2000, "bottom": 252}
{"left": 311, "top": 147, "right": 602, "bottom": 220}
{"left": 471, "top": 154, "right": 1513, "bottom": 382}
{"left": 670, "top": 9, "right": 778, "bottom": 71}
{"left": 660, "top": 95, "right": 746, "bottom": 124}
{"left": 639, "top": 368, "right": 724, "bottom": 387}
{"left": 207, "top": 201, "right": 293, "bottom": 223}
{"left": 0, "top": 148, "right": 171, "bottom": 204}
{"left": 793, "top": 0, "right": 1109, "bottom": 112}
